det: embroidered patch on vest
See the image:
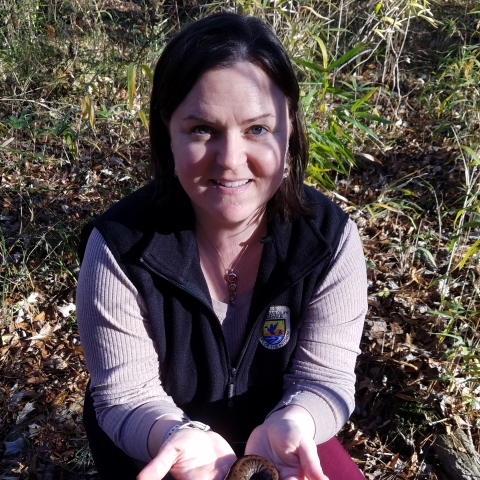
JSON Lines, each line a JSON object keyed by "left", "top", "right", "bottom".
{"left": 259, "top": 305, "right": 291, "bottom": 349}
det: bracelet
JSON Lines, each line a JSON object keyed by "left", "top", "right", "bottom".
{"left": 163, "top": 420, "right": 211, "bottom": 444}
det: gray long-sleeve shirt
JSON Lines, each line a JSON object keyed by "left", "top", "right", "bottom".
{"left": 76, "top": 219, "right": 367, "bottom": 463}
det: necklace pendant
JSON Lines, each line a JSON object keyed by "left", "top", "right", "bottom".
{"left": 227, "top": 270, "right": 237, "bottom": 306}
{"left": 197, "top": 217, "right": 264, "bottom": 308}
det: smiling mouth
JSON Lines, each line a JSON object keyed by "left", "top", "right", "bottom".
{"left": 213, "top": 179, "right": 250, "bottom": 188}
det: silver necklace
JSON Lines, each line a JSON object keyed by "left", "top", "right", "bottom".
{"left": 197, "top": 220, "right": 263, "bottom": 306}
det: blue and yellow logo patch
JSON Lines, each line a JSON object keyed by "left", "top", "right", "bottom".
{"left": 259, "top": 306, "right": 290, "bottom": 350}
{"left": 262, "top": 320, "right": 286, "bottom": 345}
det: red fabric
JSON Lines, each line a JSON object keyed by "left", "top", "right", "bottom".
{"left": 317, "top": 437, "right": 365, "bottom": 480}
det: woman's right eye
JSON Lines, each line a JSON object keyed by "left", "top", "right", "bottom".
{"left": 192, "top": 125, "right": 211, "bottom": 135}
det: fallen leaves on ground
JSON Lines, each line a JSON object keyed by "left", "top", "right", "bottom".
{"left": 2, "top": 136, "right": 479, "bottom": 478}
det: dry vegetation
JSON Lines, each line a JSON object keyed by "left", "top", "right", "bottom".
{"left": 1, "top": 0, "right": 480, "bottom": 478}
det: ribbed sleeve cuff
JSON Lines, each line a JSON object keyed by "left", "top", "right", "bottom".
{"left": 269, "top": 390, "right": 339, "bottom": 444}
{"left": 119, "top": 403, "right": 187, "bottom": 462}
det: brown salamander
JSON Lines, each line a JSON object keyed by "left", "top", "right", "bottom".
{"left": 225, "top": 455, "right": 279, "bottom": 480}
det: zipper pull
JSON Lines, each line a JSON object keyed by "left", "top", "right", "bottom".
{"left": 227, "top": 367, "right": 237, "bottom": 408}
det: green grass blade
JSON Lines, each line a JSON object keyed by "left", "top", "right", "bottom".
{"left": 456, "top": 238, "right": 480, "bottom": 270}
{"left": 127, "top": 63, "right": 136, "bottom": 111}
{"left": 327, "top": 44, "right": 365, "bottom": 71}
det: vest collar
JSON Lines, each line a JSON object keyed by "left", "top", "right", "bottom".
{"left": 138, "top": 185, "right": 334, "bottom": 307}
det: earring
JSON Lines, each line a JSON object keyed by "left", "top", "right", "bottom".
{"left": 283, "top": 163, "right": 290, "bottom": 179}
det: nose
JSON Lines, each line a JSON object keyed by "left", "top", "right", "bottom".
{"left": 215, "top": 131, "right": 247, "bottom": 170}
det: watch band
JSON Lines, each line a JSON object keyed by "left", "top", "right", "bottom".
{"left": 163, "top": 420, "right": 211, "bottom": 444}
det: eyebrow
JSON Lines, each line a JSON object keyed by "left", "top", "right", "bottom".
{"left": 181, "top": 113, "right": 275, "bottom": 125}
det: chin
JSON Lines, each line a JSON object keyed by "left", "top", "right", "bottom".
{"left": 215, "top": 210, "right": 258, "bottom": 225}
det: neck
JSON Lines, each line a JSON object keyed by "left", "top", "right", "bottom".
{"left": 195, "top": 210, "right": 267, "bottom": 305}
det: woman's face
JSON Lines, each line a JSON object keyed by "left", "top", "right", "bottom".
{"left": 168, "top": 61, "right": 290, "bottom": 229}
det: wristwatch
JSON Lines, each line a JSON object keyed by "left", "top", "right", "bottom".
{"left": 163, "top": 420, "right": 211, "bottom": 443}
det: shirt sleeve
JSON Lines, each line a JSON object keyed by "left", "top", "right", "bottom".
{"left": 76, "top": 228, "right": 186, "bottom": 462}
{"left": 270, "top": 219, "right": 367, "bottom": 444}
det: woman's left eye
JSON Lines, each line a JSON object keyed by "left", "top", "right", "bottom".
{"left": 192, "top": 125, "right": 212, "bottom": 135}
{"left": 249, "top": 126, "right": 266, "bottom": 135}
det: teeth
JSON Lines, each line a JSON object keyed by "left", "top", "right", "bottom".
{"left": 216, "top": 180, "right": 249, "bottom": 187}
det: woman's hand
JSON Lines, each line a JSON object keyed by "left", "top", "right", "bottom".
{"left": 245, "top": 406, "right": 329, "bottom": 480}
{"left": 137, "top": 428, "right": 236, "bottom": 480}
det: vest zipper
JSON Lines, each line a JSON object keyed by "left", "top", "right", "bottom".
{"left": 231, "top": 315, "right": 265, "bottom": 394}
{"left": 227, "top": 367, "right": 237, "bottom": 407}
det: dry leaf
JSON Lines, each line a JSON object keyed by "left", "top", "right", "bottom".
{"left": 4, "top": 438, "right": 23, "bottom": 455}
{"left": 34, "top": 311, "right": 45, "bottom": 322}
{"left": 16, "top": 401, "right": 35, "bottom": 424}
{"left": 46, "top": 25, "right": 55, "bottom": 39}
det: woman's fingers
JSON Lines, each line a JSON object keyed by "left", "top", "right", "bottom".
{"left": 137, "top": 441, "right": 180, "bottom": 480}
{"left": 296, "top": 438, "right": 329, "bottom": 480}
{"left": 138, "top": 430, "right": 236, "bottom": 480}
{"left": 244, "top": 416, "right": 330, "bottom": 480}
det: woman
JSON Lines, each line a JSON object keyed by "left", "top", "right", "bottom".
{"left": 77, "top": 12, "right": 367, "bottom": 480}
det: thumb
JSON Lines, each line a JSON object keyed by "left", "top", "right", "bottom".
{"left": 137, "top": 442, "right": 181, "bottom": 480}
{"left": 297, "top": 439, "right": 329, "bottom": 480}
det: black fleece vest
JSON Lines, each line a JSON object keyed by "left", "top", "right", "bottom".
{"left": 80, "top": 181, "right": 348, "bottom": 453}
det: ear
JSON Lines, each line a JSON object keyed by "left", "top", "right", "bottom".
{"left": 287, "top": 118, "right": 294, "bottom": 155}
{"left": 287, "top": 108, "right": 294, "bottom": 140}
